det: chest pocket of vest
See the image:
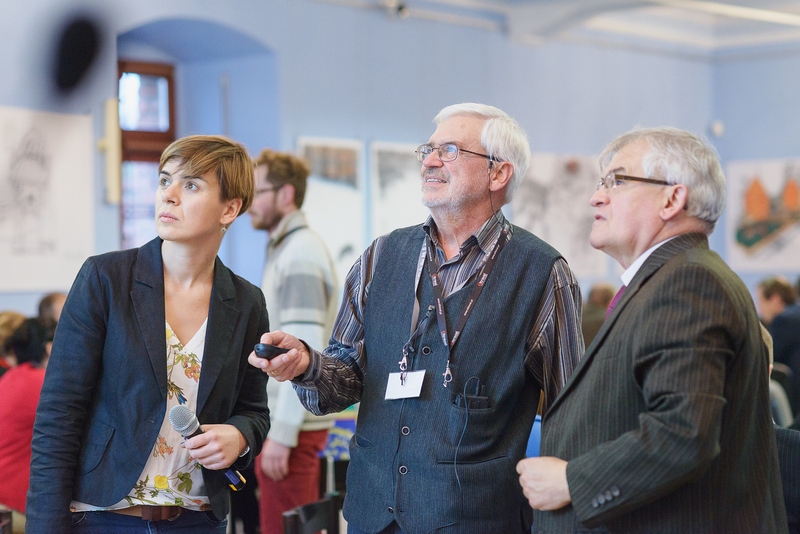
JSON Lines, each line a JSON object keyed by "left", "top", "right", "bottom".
{"left": 436, "top": 398, "right": 501, "bottom": 464}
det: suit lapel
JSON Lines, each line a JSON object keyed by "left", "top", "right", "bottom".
{"left": 197, "top": 257, "right": 240, "bottom": 415}
{"left": 130, "top": 238, "right": 169, "bottom": 402}
{"left": 545, "top": 233, "right": 709, "bottom": 417}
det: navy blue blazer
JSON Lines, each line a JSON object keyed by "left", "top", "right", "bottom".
{"left": 769, "top": 303, "right": 800, "bottom": 415}
{"left": 26, "top": 238, "right": 270, "bottom": 533}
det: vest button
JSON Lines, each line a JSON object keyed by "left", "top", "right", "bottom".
{"left": 401, "top": 426, "right": 410, "bottom": 435}
{"left": 388, "top": 507, "right": 394, "bottom": 514}
{"left": 421, "top": 346, "right": 432, "bottom": 355}
{"left": 399, "top": 465, "right": 408, "bottom": 475}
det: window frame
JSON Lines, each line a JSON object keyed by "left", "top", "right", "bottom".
{"left": 118, "top": 60, "right": 176, "bottom": 161}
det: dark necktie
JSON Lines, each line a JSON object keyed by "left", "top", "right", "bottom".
{"left": 605, "top": 285, "right": 627, "bottom": 319}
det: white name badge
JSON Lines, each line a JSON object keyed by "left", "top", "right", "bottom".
{"left": 385, "top": 370, "right": 426, "bottom": 400}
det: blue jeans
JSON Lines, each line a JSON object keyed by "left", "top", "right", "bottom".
{"left": 70, "top": 510, "right": 227, "bottom": 533}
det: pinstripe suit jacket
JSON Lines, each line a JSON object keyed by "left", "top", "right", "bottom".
{"left": 536, "top": 233, "right": 788, "bottom": 533}
{"left": 776, "top": 426, "right": 800, "bottom": 534}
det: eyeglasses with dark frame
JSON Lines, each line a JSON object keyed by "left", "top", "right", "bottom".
{"left": 415, "top": 143, "right": 499, "bottom": 164}
{"left": 254, "top": 184, "right": 283, "bottom": 196}
{"left": 596, "top": 172, "right": 670, "bottom": 192}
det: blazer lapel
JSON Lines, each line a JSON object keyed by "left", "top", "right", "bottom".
{"left": 196, "top": 257, "right": 240, "bottom": 415}
{"left": 545, "top": 233, "right": 709, "bottom": 417}
{"left": 130, "top": 238, "right": 168, "bottom": 402}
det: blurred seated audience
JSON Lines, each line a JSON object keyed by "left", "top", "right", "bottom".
{"left": 772, "top": 377, "right": 795, "bottom": 428}
{"left": 0, "top": 318, "right": 53, "bottom": 533}
{"left": 0, "top": 311, "right": 25, "bottom": 377}
{"left": 36, "top": 292, "right": 66, "bottom": 331}
{"left": 758, "top": 276, "right": 800, "bottom": 418}
{"left": 762, "top": 322, "right": 800, "bottom": 534}
{"left": 581, "top": 282, "right": 615, "bottom": 346}
{"left": 763, "top": 324, "right": 794, "bottom": 427}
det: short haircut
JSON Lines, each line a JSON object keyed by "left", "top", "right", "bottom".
{"left": 252, "top": 149, "right": 311, "bottom": 208}
{"left": 5, "top": 317, "right": 53, "bottom": 366}
{"left": 434, "top": 103, "right": 531, "bottom": 205}
{"left": 760, "top": 276, "right": 796, "bottom": 307}
{"left": 37, "top": 292, "right": 66, "bottom": 330}
{"left": 599, "top": 127, "right": 726, "bottom": 230}
{"left": 160, "top": 135, "right": 254, "bottom": 216}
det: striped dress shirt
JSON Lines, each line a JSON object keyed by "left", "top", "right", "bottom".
{"left": 294, "top": 211, "right": 584, "bottom": 414}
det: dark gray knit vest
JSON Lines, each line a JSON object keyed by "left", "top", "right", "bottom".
{"left": 344, "top": 223, "right": 560, "bottom": 534}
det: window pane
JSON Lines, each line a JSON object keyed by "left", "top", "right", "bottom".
{"left": 119, "top": 72, "right": 170, "bottom": 132}
{"left": 121, "top": 161, "right": 158, "bottom": 249}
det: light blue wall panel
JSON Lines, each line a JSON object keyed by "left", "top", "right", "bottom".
{"left": 0, "top": 0, "right": 753, "bottom": 313}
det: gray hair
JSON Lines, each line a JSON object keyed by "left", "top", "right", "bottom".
{"left": 599, "top": 127, "right": 726, "bottom": 230}
{"left": 434, "top": 103, "right": 531, "bottom": 205}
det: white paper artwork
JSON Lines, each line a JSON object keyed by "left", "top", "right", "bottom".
{"left": 510, "top": 153, "right": 607, "bottom": 278}
{"left": 725, "top": 159, "right": 800, "bottom": 271}
{"left": 297, "top": 137, "right": 365, "bottom": 291}
{"left": 370, "top": 142, "right": 429, "bottom": 238}
{"left": 0, "top": 106, "right": 93, "bottom": 291}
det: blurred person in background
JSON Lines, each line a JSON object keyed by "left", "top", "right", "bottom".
{"left": 37, "top": 292, "right": 67, "bottom": 331}
{"left": 580, "top": 282, "right": 615, "bottom": 346}
{"left": 0, "top": 311, "right": 25, "bottom": 377}
{"left": 0, "top": 317, "right": 53, "bottom": 533}
{"left": 758, "top": 276, "right": 800, "bottom": 418}
{"left": 762, "top": 321, "right": 800, "bottom": 534}
{"left": 247, "top": 148, "right": 338, "bottom": 534}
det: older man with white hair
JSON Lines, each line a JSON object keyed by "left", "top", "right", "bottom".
{"left": 251, "top": 103, "right": 583, "bottom": 534}
{"left": 518, "top": 127, "right": 788, "bottom": 533}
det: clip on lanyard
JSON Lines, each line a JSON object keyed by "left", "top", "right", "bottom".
{"left": 425, "top": 228, "right": 508, "bottom": 387}
{"left": 398, "top": 307, "right": 433, "bottom": 385}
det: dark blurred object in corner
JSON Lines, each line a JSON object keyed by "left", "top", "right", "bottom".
{"left": 52, "top": 16, "right": 100, "bottom": 94}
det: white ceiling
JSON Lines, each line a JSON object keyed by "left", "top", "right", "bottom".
{"left": 316, "top": 0, "right": 800, "bottom": 58}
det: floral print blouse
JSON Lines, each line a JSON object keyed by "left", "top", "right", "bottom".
{"left": 72, "top": 320, "right": 211, "bottom": 512}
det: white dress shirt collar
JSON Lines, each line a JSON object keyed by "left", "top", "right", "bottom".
{"left": 620, "top": 236, "right": 678, "bottom": 287}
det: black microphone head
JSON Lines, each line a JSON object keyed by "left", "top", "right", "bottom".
{"left": 169, "top": 405, "right": 200, "bottom": 437}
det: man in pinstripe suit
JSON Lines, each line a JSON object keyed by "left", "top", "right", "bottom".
{"left": 518, "top": 127, "right": 788, "bottom": 533}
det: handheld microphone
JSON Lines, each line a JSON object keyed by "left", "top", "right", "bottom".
{"left": 168, "top": 405, "right": 246, "bottom": 491}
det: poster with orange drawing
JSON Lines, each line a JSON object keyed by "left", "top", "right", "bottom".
{"left": 726, "top": 159, "right": 800, "bottom": 271}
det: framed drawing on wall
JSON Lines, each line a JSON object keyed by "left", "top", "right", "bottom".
{"left": 726, "top": 158, "right": 800, "bottom": 271}
{"left": 369, "top": 141, "right": 428, "bottom": 239}
{"left": 297, "top": 137, "right": 366, "bottom": 293}
{"left": 0, "top": 106, "right": 93, "bottom": 292}
{"left": 511, "top": 153, "right": 608, "bottom": 278}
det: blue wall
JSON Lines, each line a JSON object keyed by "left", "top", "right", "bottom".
{"left": 711, "top": 51, "right": 800, "bottom": 291}
{"left": 0, "top": 0, "right": 796, "bottom": 315}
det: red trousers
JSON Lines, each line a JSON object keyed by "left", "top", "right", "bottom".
{"left": 255, "top": 429, "right": 329, "bottom": 534}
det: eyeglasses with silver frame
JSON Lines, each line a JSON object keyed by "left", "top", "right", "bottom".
{"left": 415, "top": 143, "right": 498, "bottom": 163}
